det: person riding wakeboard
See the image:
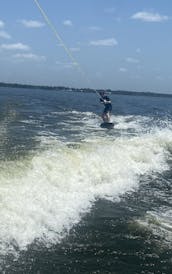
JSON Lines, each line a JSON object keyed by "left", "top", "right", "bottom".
{"left": 99, "top": 91, "right": 112, "bottom": 123}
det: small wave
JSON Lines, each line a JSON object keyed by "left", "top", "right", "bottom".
{"left": 137, "top": 209, "right": 172, "bottom": 246}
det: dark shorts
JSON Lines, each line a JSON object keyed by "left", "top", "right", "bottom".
{"left": 103, "top": 104, "right": 112, "bottom": 114}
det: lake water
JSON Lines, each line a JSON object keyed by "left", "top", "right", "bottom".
{"left": 0, "top": 87, "right": 172, "bottom": 273}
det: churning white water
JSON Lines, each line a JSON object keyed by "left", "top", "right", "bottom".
{"left": 0, "top": 124, "right": 171, "bottom": 256}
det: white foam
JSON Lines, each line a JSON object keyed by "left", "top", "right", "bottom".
{"left": 20, "top": 119, "right": 40, "bottom": 125}
{"left": 112, "top": 115, "right": 151, "bottom": 131}
{"left": 0, "top": 127, "right": 171, "bottom": 255}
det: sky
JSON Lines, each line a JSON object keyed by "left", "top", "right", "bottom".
{"left": 0, "top": 0, "right": 172, "bottom": 93}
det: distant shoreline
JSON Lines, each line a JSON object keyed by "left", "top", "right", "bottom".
{"left": 0, "top": 82, "right": 172, "bottom": 98}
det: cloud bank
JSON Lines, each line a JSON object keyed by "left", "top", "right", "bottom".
{"left": 1, "top": 43, "right": 30, "bottom": 51}
{"left": 89, "top": 38, "right": 118, "bottom": 46}
{"left": 0, "top": 20, "right": 11, "bottom": 39}
{"left": 131, "top": 11, "right": 169, "bottom": 22}
{"left": 20, "top": 20, "right": 45, "bottom": 28}
{"left": 13, "top": 53, "right": 46, "bottom": 61}
{"left": 63, "top": 20, "right": 73, "bottom": 27}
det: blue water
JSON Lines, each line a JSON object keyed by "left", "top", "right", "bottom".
{"left": 0, "top": 87, "right": 172, "bottom": 273}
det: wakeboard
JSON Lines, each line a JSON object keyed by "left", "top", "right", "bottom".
{"left": 100, "top": 122, "right": 114, "bottom": 129}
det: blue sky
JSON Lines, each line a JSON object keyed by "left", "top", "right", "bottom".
{"left": 0, "top": 0, "right": 172, "bottom": 93}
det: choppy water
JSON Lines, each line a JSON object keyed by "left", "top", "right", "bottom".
{"left": 0, "top": 87, "right": 172, "bottom": 273}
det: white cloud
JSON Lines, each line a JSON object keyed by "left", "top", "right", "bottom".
{"left": 20, "top": 20, "right": 45, "bottom": 28}
{"left": 0, "top": 30, "right": 11, "bottom": 39}
{"left": 0, "top": 20, "right": 11, "bottom": 39}
{"left": 126, "top": 57, "right": 139, "bottom": 64}
{"left": 1, "top": 43, "right": 30, "bottom": 50}
{"left": 136, "top": 48, "right": 141, "bottom": 53}
{"left": 63, "top": 20, "right": 73, "bottom": 27}
{"left": 13, "top": 53, "right": 46, "bottom": 61}
{"left": 119, "top": 67, "right": 127, "bottom": 72}
{"left": 131, "top": 11, "right": 169, "bottom": 22}
{"left": 89, "top": 38, "right": 118, "bottom": 46}
{"left": 0, "top": 20, "right": 5, "bottom": 28}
